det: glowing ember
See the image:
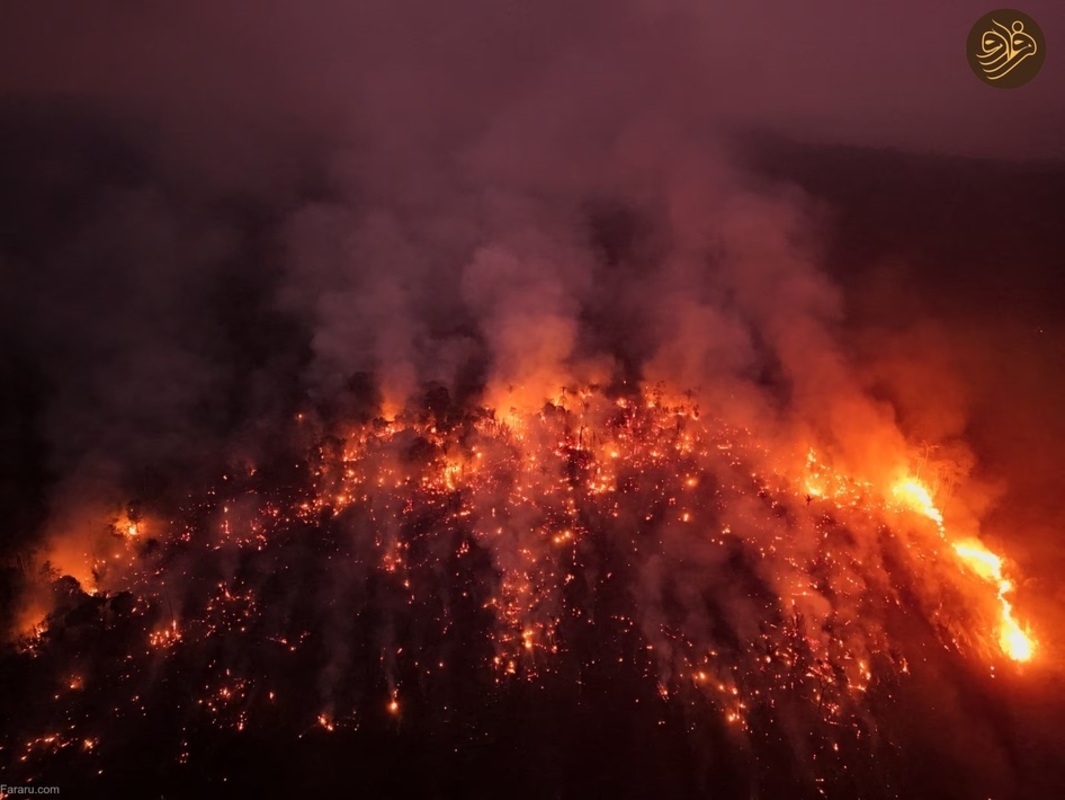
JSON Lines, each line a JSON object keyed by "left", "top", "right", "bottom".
{"left": 149, "top": 621, "right": 182, "bottom": 649}
{"left": 3, "top": 383, "right": 1042, "bottom": 789}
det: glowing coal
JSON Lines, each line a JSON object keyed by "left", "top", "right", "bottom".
{"left": 4, "top": 384, "right": 1039, "bottom": 793}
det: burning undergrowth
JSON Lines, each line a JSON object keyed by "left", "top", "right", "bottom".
{"left": 0, "top": 377, "right": 1036, "bottom": 797}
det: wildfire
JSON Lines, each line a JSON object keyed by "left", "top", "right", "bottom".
{"left": 149, "top": 620, "right": 182, "bottom": 649}
{"left": 891, "top": 478, "right": 944, "bottom": 527}
{"left": 890, "top": 476, "right": 1035, "bottom": 663}
{"left": 112, "top": 511, "right": 142, "bottom": 539}
{"left": 953, "top": 540, "right": 1035, "bottom": 662}
{"left": 4, "top": 382, "right": 1042, "bottom": 788}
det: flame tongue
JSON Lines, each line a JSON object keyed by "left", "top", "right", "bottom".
{"left": 892, "top": 477, "right": 1035, "bottom": 663}
{"left": 891, "top": 479, "right": 944, "bottom": 526}
{"left": 953, "top": 540, "right": 1034, "bottom": 662}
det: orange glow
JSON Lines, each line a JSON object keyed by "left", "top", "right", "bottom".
{"left": 891, "top": 478, "right": 943, "bottom": 526}
{"left": 891, "top": 475, "right": 1034, "bottom": 663}
{"left": 954, "top": 540, "right": 1034, "bottom": 662}
{"left": 12, "top": 383, "right": 1045, "bottom": 755}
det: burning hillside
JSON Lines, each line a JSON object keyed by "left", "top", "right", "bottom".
{"left": 1, "top": 380, "right": 1038, "bottom": 797}
{"left": 2, "top": 2, "right": 1063, "bottom": 796}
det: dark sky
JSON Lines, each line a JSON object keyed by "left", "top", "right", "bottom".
{"left": 2, "top": 0, "right": 1064, "bottom": 171}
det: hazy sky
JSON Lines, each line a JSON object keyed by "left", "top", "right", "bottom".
{"left": 1, "top": 0, "right": 1063, "bottom": 166}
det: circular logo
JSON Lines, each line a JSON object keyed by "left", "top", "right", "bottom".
{"left": 967, "top": 9, "right": 1045, "bottom": 87}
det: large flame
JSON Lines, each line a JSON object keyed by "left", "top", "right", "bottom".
{"left": 891, "top": 479, "right": 944, "bottom": 527}
{"left": 952, "top": 540, "right": 1035, "bottom": 662}
{"left": 891, "top": 477, "right": 1034, "bottom": 663}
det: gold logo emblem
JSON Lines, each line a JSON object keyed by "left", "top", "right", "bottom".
{"left": 967, "top": 9, "right": 1045, "bottom": 87}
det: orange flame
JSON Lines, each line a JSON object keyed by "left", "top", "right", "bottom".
{"left": 891, "top": 479, "right": 943, "bottom": 527}
{"left": 953, "top": 541, "right": 1034, "bottom": 662}
{"left": 892, "top": 476, "right": 1035, "bottom": 663}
